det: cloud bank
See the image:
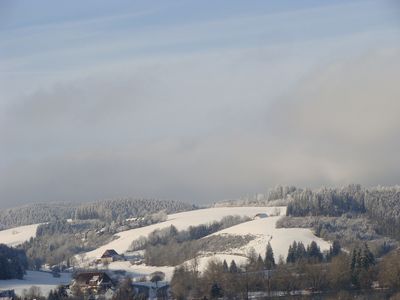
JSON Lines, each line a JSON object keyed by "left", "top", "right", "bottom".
{"left": 1, "top": 46, "right": 399, "bottom": 207}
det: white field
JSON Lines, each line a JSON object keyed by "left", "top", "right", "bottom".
{"left": 0, "top": 271, "right": 71, "bottom": 296}
{"left": 208, "top": 216, "right": 331, "bottom": 261}
{"left": 83, "top": 206, "right": 286, "bottom": 260}
{"left": 80, "top": 206, "right": 330, "bottom": 280}
{"left": 0, "top": 224, "right": 39, "bottom": 247}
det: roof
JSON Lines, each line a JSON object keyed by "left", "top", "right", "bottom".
{"left": 74, "top": 272, "right": 112, "bottom": 285}
{"left": 101, "top": 249, "right": 120, "bottom": 258}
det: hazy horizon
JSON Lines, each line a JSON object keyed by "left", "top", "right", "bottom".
{"left": 1, "top": 0, "right": 400, "bottom": 209}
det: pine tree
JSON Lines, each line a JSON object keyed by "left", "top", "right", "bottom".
{"left": 256, "top": 254, "right": 264, "bottom": 270}
{"left": 307, "top": 241, "right": 322, "bottom": 262}
{"left": 265, "top": 241, "right": 276, "bottom": 269}
{"left": 222, "top": 260, "right": 229, "bottom": 273}
{"left": 297, "top": 242, "right": 306, "bottom": 262}
{"left": 286, "top": 244, "right": 294, "bottom": 263}
{"left": 229, "top": 260, "right": 238, "bottom": 273}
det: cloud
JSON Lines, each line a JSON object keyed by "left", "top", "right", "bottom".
{"left": 264, "top": 47, "right": 400, "bottom": 185}
{"left": 1, "top": 42, "right": 399, "bottom": 208}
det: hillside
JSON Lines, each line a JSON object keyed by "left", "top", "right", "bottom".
{"left": 78, "top": 206, "right": 330, "bottom": 281}
{"left": 0, "top": 223, "right": 40, "bottom": 247}
{"left": 81, "top": 206, "right": 287, "bottom": 260}
{"left": 0, "top": 198, "right": 195, "bottom": 229}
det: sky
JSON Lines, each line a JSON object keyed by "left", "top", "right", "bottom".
{"left": 0, "top": 0, "right": 400, "bottom": 208}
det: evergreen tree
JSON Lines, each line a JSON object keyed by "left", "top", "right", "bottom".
{"left": 222, "top": 260, "right": 229, "bottom": 273}
{"left": 265, "top": 241, "right": 276, "bottom": 269}
{"left": 256, "top": 254, "right": 264, "bottom": 270}
{"left": 229, "top": 260, "right": 238, "bottom": 273}
{"left": 286, "top": 244, "right": 294, "bottom": 264}
{"left": 307, "top": 241, "right": 323, "bottom": 262}
{"left": 297, "top": 242, "right": 306, "bottom": 262}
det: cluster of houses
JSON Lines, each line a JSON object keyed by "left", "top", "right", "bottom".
{"left": 68, "top": 249, "right": 169, "bottom": 299}
{"left": 70, "top": 270, "right": 169, "bottom": 299}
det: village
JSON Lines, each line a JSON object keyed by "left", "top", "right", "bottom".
{"left": 0, "top": 248, "right": 169, "bottom": 300}
{"left": 68, "top": 249, "right": 169, "bottom": 299}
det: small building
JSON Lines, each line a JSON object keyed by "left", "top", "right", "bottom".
{"left": 71, "top": 271, "right": 115, "bottom": 294}
{"left": 254, "top": 213, "right": 268, "bottom": 219}
{"left": 101, "top": 249, "right": 124, "bottom": 264}
{"left": 0, "top": 290, "right": 16, "bottom": 300}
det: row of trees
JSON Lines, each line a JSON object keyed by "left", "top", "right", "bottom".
{"left": 286, "top": 240, "right": 324, "bottom": 263}
{"left": 170, "top": 242, "right": 400, "bottom": 299}
{"left": 286, "top": 185, "right": 400, "bottom": 241}
{"left": 9, "top": 242, "right": 400, "bottom": 299}
{"left": 144, "top": 235, "right": 254, "bottom": 266}
{"left": 130, "top": 215, "right": 251, "bottom": 252}
{"left": 214, "top": 185, "right": 298, "bottom": 207}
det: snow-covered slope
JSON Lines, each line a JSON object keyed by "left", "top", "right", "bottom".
{"left": 0, "top": 271, "right": 71, "bottom": 296}
{"left": 208, "top": 216, "right": 330, "bottom": 261}
{"left": 83, "top": 206, "right": 285, "bottom": 260}
{"left": 0, "top": 224, "right": 40, "bottom": 247}
{"left": 79, "top": 206, "right": 331, "bottom": 281}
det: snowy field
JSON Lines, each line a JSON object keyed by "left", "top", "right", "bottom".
{"left": 0, "top": 224, "right": 39, "bottom": 246}
{"left": 80, "top": 206, "right": 330, "bottom": 280}
{"left": 208, "top": 216, "right": 331, "bottom": 261}
{"left": 83, "top": 206, "right": 285, "bottom": 260}
{"left": 0, "top": 271, "right": 71, "bottom": 296}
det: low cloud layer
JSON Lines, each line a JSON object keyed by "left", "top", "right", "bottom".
{"left": 1, "top": 44, "right": 399, "bottom": 208}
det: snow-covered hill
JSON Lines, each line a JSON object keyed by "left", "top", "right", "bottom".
{"left": 79, "top": 206, "right": 330, "bottom": 281}
{"left": 82, "top": 206, "right": 285, "bottom": 260}
{"left": 0, "top": 224, "right": 40, "bottom": 246}
{"left": 208, "top": 215, "right": 330, "bottom": 261}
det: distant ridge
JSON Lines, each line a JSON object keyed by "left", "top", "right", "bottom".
{"left": 0, "top": 198, "right": 196, "bottom": 229}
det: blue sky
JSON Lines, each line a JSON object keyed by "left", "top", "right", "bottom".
{"left": 0, "top": 0, "right": 399, "bottom": 207}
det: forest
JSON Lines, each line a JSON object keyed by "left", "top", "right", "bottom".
{"left": 21, "top": 210, "right": 173, "bottom": 268}
{"left": 0, "top": 198, "right": 195, "bottom": 229}
{"left": 285, "top": 185, "right": 400, "bottom": 241}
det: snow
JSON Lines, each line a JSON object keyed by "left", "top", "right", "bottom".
{"left": 83, "top": 206, "right": 286, "bottom": 260}
{"left": 78, "top": 206, "right": 330, "bottom": 281}
{"left": 208, "top": 216, "right": 331, "bottom": 262}
{"left": 0, "top": 224, "right": 40, "bottom": 247}
{"left": 105, "top": 261, "right": 175, "bottom": 281}
{"left": 0, "top": 271, "right": 71, "bottom": 296}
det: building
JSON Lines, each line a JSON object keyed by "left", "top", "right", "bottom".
{"left": 71, "top": 271, "right": 115, "bottom": 294}
{"left": 100, "top": 249, "right": 124, "bottom": 264}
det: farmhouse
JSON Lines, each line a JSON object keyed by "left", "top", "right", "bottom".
{"left": 71, "top": 271, "right": 115, "bottom": 294}
{"left": 100, "top": 249, "right": 124, "bottom": 263}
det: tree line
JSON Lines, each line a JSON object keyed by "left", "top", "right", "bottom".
{"left": 169, "top": 241, "right": 400, "bottom": 299}
{"left": 0, "top": 198, "right": 195, "bottom": 229}
{"left": 286, "top": 185, "right": 400, "bottom": 240}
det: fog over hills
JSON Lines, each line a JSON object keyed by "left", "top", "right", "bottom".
{"left": 1, "top": 0, "right": 399, "bottom": 208}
